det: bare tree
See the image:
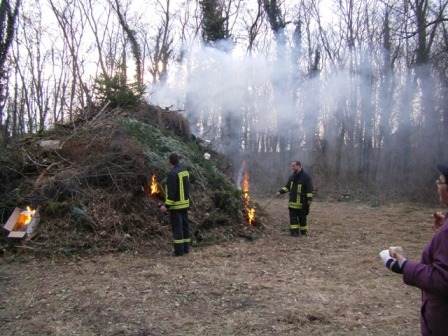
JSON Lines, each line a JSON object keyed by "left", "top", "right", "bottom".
{"left": 15, "top": 9, "right": 50, "bottom": 133}
{"left": 261, "top": 0, "right": 288, "bottom": 158}
{"left": 49, "top": 0, "right": 91, "bottom": 120}
{"left": 411, "top": 0, "right": 447, "bottom": 173}
{"left": 374, "top": 6, "right": 396, "bottom": 182}
{"left": 242, "top": 0, "right": 265, "bottom": 55}
{"left": 1, "top": 0, "right": 448, "bottom": 199}
{"left": 8, "top": 3, "right": 69, "bottom": 136}
{"left": 263, "top": 0, "right": 287, "bottom": 48}
{"left": 148, "top": 0, "right": 175, "bottom": 85}
{"left": 78, "top": 0, "right": 112, "bottom": 79}
{"left": 111, "top": 0, "right": 143, "bottom": 85}
{"left": 0, "top": 0, "right": 21, "bottom": 142}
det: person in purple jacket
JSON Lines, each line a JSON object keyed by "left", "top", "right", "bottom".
{"left": 379, "top": 163, "right": 448, "bottom": 336}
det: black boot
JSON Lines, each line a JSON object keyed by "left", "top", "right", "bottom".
{"left": 174, "top": 244, "right": 184, "bottom": 256}
{"left": 300, "top": 230, "right": 309, "bottom": 237}
{"left": 290, "top": 229, "right": 300, "bottom": 236}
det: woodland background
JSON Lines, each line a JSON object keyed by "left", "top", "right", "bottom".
{"left": 1, "top": 2, "right": 446, "bottom": 333}
{"left": 1, "top": 0, "right": 448, "bottom": 202}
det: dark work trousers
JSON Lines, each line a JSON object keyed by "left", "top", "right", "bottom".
{"left": 288, "top": 208, "right": 308, "bottom": 236}
{"left": 170, "top": 209, "right": 190, "bottom": 256}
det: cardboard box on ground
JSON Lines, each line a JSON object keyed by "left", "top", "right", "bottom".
{"left": 3, "top": 207, "right": 40, "bottom": 239}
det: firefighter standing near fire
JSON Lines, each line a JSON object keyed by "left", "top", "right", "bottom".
{"left": 159, "top": 153, "right": 191, "bottom": 256}
{"left": 276, "top": 161, "right": 313, "bottom": 236}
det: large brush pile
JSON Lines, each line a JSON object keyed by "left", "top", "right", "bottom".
{"left": 0, "top": 103, "right": 262, "bottom": 258}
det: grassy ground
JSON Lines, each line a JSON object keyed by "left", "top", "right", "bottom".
{"left": 1, "top": 198, "right": 437, "bottom": 335}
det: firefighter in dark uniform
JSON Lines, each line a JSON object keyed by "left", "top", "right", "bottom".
{"left": 159, "top": 153, "right": 190, "bottom": 256}
{"left": 276, "top": 161, "right": 313, "bottom": 236}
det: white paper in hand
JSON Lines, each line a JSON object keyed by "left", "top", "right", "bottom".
{"left": 379, "top": 249, "right": 392, "bottom": 265}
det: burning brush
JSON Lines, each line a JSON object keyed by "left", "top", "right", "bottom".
{"left": 239, "top": 162, "right": 256, "bottom": 225}
{"left": 146, "top": 174, "right": 166, "bottom": 214}
{"left": 148, "top": 175, "right": 162, "bottom": 196}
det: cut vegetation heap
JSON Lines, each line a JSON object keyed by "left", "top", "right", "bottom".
{"left": 0, "top": 103, "right": 262, "bottom": 257}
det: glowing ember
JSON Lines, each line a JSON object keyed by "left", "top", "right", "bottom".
{"left": 242, "top": 171, "right": 256, "bottom": 225}
{"left": 149, "top": 175, "right": 161, "bottom": 195}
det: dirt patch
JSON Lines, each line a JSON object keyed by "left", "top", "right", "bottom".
{"left": 0, "top": 198, "right": 437, "bottom": 335}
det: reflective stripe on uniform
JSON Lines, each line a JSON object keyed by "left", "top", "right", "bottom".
{"left": 288, "top": 203, "right": 303, "bottom": 209}
{"left": 165, "top": 171, "right": 190, "bottom": 209}
{"left": 178, "top": 171, "right": 188, "bottom": 204}
{"left": 169, "top": 200, "right": 189, "bottom": 210}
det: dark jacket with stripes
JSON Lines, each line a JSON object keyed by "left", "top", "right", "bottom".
{"left": 279, "top": 169, "right": 313, "bottom": 209}
{"left": 164, "top": 165, "right": 190, "bottom": 210}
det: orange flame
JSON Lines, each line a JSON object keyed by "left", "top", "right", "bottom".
{"left": 242, "top": 172, "right": 255, "bottom": 225}
{"left": 242, "top": 172, "right": 249, "bottom": 193}
{"left": 247, "top": 208, "right": 255, "bottom": 225}
{"left": 17, "top": 206, "right": 36, "bottom": 230}
{"left": 149, "top": 175, "right": 160, "bottom": 195}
